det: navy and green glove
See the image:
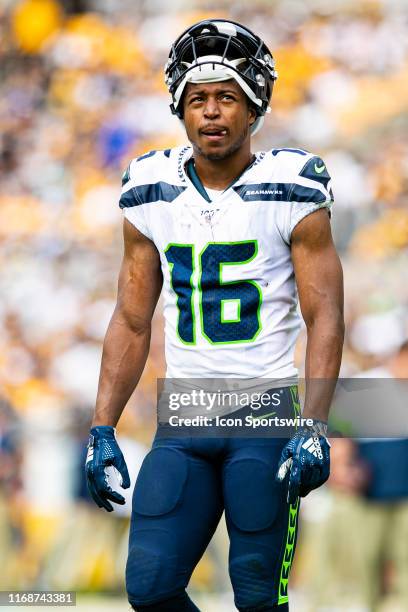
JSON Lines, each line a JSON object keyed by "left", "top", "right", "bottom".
{"left": 276, "top": 419, "right": 331, "bottom": 504}
{"left": 85, "top": 426, "right": 130, "bottom": 512}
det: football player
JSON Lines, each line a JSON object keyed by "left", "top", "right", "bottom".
{"left": 85, "top": 19, "right": 344, "bottom": 611}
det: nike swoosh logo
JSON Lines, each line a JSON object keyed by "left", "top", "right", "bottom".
{"left": 247, "top": 411, "right": 277, "bottom": 421}
{"left": 314, "top": 163, "right": 326, "bottom": 174}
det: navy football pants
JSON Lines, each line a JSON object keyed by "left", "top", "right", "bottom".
{"left": 126, "top": 423, "right": 299, "bottom": 611}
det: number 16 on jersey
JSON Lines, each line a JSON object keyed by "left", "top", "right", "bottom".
{"left": 165, "top": 240, "right": 262, "bottom": 345}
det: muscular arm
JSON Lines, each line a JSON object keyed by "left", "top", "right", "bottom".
{"left": 291, "top": 209, "right": 344, "bottom": 421}
{"left": 91, "top": 219, "right": 162, "bottom": 427}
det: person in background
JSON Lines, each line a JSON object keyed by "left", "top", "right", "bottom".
{"left": 356, "top": 340, "right": 408, "bottom": 611}
{"left": 308, "top": 341, "right": 408, "bottom": 611}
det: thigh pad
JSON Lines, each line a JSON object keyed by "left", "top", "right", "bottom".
{"left": 224, "top": 458, "right": 282, "bottom": 531}
{"left": 133, "top": 447, "right": 188, "bottom": 516}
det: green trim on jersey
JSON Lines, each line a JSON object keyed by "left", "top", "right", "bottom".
{"left": 165, "top": 243, "right": 197, "bottom": 345}
{"left": 198, "top": 240, "right": 263, "bottom": 345}
{"left": 220, "top": 299, "right": 241, "bottom": 323}
{"left": 164, "top": 240, "right": 263, "bottom": 346}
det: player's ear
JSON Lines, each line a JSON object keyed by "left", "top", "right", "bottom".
{"left": 248, "top": 103, "right": 256, "bottom": 126}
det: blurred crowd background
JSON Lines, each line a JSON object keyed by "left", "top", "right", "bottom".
{"left": 1, "top": 0, "right": 408, "bottom": 610}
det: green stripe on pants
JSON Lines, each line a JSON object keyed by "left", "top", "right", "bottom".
{"left": 277, "top": 496, "right": 300, "bottom": 604}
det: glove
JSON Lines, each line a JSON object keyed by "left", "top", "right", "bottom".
{"left": 85, "top": 426, "right": 130, "bottom": 512}
{"left": 276, "top": 419, "right": 331, "bottom": 504}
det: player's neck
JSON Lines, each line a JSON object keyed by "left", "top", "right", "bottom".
{"left": 192, "top": 146, "right": 254, "bottom": 190}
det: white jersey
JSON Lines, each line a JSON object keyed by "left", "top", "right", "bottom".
{"left": 120, "top": 145, "right": 333, "bottom": 382}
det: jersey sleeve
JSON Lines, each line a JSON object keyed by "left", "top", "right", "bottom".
{"left": 285, "top": 155, "right": 334, "bottom": 241}
{"left": 119, "top": 160, "right": 153, "bottom": 240}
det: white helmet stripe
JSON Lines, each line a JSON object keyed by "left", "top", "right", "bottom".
{"left": 210, "top": 21, "right": 237, "bottom": 36}
{"left": 172, "top": 55, "right": 264, "bottom": 110}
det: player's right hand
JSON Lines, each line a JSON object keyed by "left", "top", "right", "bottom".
{"left": 85, "top": 425, "right": 130, "bottom": 512}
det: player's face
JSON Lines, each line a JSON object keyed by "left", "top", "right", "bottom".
{"left": 183, "top": 80, "right": 256, "bottom": 161}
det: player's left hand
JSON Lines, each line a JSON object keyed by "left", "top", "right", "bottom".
{"left": 85, "top": 426, "right": 131, "bottom": 512}
{"left": 276, "top": 420, "right": 331, "bottom": 504}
